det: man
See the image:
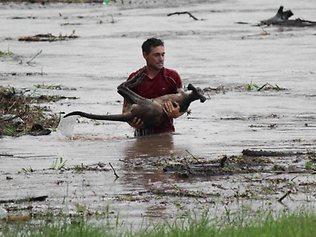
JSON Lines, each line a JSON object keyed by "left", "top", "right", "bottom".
{"left": 122, "top": 38, "right": 183, "bottom": 137}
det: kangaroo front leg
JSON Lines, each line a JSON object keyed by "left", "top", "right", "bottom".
{"left": 117, "top": 84, "right": 146, "bottom": 105}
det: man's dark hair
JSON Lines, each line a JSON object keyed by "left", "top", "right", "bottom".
{"left": 142, "top": 38, "right": 164, "bottom": 54}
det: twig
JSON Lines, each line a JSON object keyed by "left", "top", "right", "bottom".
{"left": 219, "top": 155, "right": 228, "bottom": 168}
{"left": 167, "top": 11, "right": 199, "bottom": 21}
{"left": 278, "top": 190, "right": 291, "bottom": 203}
{"left": 7, "top": 101, "right": 17, "bottom": 112}
{"left": 257, "top": 83, "right": 268, "bottom": 91}
{"left": 109, "top": 162, "right": 119, "bottom": 179}
{"left": 0, "top": 153, "right": 14, "bottom": 157}
{"left": 290, "top": 175, "right": 299, "bottom": 182}
{"left": 27, "top": 49, "right": 42, "bottom": 65}
{"left": 185, "top": 149, "right": 200, "bottom": 162}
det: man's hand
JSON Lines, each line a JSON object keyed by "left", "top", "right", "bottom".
{"left": 164, "top": 101, "right": 182, "bottom": 119}
{"left": 129, "top": 117, "right": 144, "bottom": 129}
{"left": 124, "top": 100, "right": 143, "bottom": 129}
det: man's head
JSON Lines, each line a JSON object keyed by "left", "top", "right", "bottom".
{"left": 142, "top": 38, "right": 165, "bottom": 71}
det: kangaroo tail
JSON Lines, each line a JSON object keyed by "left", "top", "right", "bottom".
{"left": 63, "top": 111, "right": 133, "bottom": 122}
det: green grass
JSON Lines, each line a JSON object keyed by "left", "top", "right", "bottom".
{"left": 1, "top": 211, "right": 315, "bottom": 237}
{"left": 305, "top": 160, "right": 316, "bottom": 171}
{"left": 0, "top": 49, "right": 13, "bottom": 57}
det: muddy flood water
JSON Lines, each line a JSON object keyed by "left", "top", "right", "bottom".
{"left": 1, "top": 0, "right": 316, "bottom": 227}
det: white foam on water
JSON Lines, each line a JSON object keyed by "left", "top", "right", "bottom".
{"left": 57, "top": 116, "right": 79, "bottom": 138}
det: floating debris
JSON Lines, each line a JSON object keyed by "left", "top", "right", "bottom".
{"left": 28, "top": 123, "right": 51, "bottom": 136}
{"left": 0, "top": 72, "right": 46, "bottom": 77}
{"left": 245, "top": 82, "right": 286, "bottom": 92}
{"left": 0, "top": 195, "right": 48, "bottom": 204}
{"left": 149, "top": 187, "right": 214, "bottom": 198}
{"left": 71, "top": 162, "right": 110, "bottom": 172}
{"left": 242, "top": 149, "right": 303, "bottom": 157}
{"left": 260, "top": 6, "right": 316, "bottom": 27}
{"left": 203, "top": 83, "right": 286, "bottom": 96}
{"left": 0, "top": 86, "right": 66, "bottom": 137}
{"left": 18, "top": 32, "right": 79, "bottom": 42}
{"left": 34, "top": 84, "right": 76, "bottom": 91}
{"left": 167, "top": 11, "right": 199, "bottom": 21}
{"left": 161, "top": 150, "right": 316, "bottom": 178}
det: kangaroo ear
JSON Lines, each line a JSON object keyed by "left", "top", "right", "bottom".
{"left": 187, "top": 83, "right": 207, "bottom": 103}
{"left": 187, "top": 83, "right": 195, "bottom": 91}
{"left": 277, "top": 6, "right": 284, "bottom": 15}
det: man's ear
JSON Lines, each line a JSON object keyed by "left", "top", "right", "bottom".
{"left": 142, "top": 52, "right": 148, "bottom": 60}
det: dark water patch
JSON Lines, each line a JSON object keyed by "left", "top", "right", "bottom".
{"left": 0, "top": 195, "right": 47, "bottom": 204}
{"left": 60, "top": 22, "right": 82, "bottom": 26}
{"left": 10, "top": 16, "right": 37, "bottom": 19}
{"left": 235, "top": 21, "right": 250, "bottom": 25}
{"left": 242, "top": 149, "right": 305, "bottom": 157}
{"left": 304, "top": 94, "right": 316, "bottom": 98}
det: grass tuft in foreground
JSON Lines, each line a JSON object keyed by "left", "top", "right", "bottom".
{"left": 1, "top": 211, "right": 315, "bottom": 237}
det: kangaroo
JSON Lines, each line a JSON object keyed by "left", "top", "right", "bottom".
{"left": 63, "top": 80, "right": 206, "bottom": 130}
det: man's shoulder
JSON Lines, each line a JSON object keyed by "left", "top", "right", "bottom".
{"left": 163, "top": 68, "right": 182, "bottom": 88}
{"left": 128, "top": 67, "right": 145, "bottom": 80}
{"left": 164, "top": 68, "right": 180, "bottom": 78}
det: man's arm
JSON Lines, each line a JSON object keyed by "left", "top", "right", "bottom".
{"left": 164, "top": 101, "right": 184, "bottom": 119}
{"left": 164, "top": 69, "right": 184, "bottom": 119}
{"left": 122, "top": 69, "right": 145, "bottom": 129}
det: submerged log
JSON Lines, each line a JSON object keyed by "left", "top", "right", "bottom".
{"left": 260, "top": 6, "right": 316, "bottom": 27}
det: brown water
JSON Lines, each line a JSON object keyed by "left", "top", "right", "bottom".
{"left": 0, "top": 0, "right": 316, "bottom": 226}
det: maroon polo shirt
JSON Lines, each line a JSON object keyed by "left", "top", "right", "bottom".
{"left": 127, "top": 67, "right": 182, "bottom": 134}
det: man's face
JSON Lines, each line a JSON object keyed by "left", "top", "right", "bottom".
{"left": 143, "top": 45, "right": 165, "bottom": 71}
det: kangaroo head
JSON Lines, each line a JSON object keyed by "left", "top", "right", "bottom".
{"left": 187, "top": 84, "right": 206, "bottom": 103}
